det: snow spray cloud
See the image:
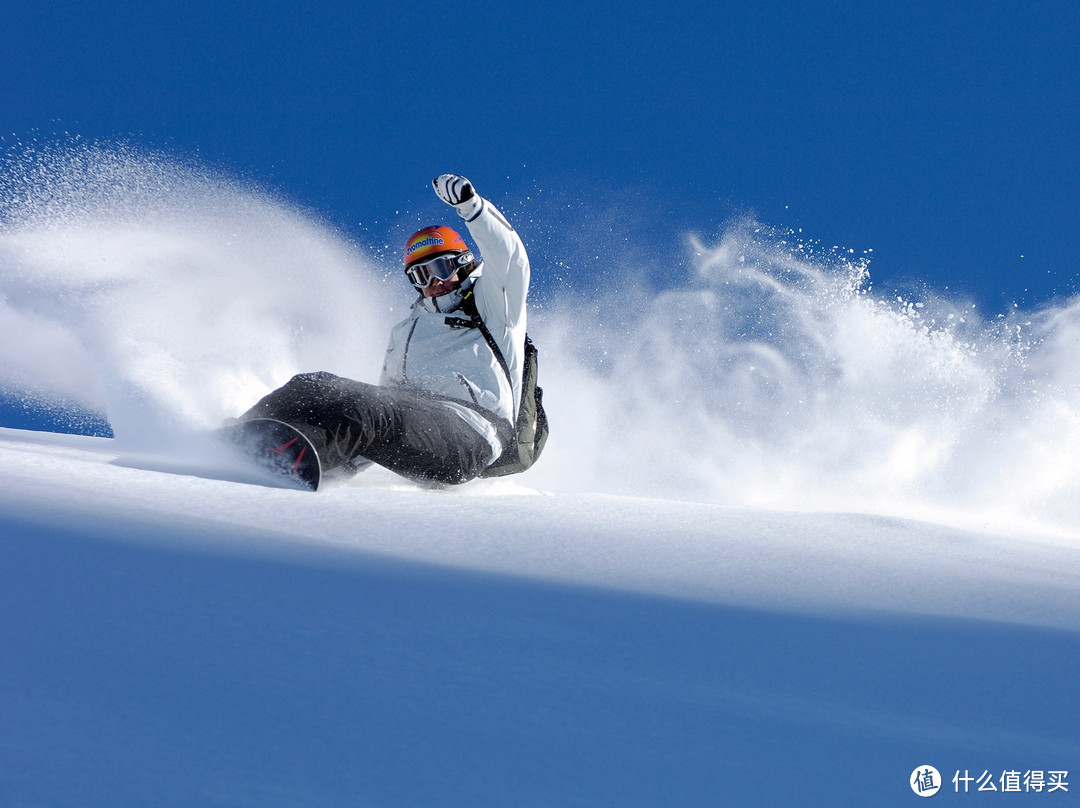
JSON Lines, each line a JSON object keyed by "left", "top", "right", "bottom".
{"left": 530, "top": 220, "right": 1080, "bottom": 534}
{"left": 2, "top": 141, "right": 1078, "bottom": 533}
{"left": 0, "top": 138, "right": 393, "bottom": 446}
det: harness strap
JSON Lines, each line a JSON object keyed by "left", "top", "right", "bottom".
{"left": 440, "top": 289, "right": 517, "bottom": 449}
{"left": 455, "top": 289, "right": 514, "bottom": 394}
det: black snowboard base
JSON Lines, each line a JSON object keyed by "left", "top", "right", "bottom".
{"left": 221, "top": 417, "right": 322, "bottom": 491}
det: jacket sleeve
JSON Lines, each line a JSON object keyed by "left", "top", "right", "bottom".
{"left": 459, "top": 196, "right": 530, "bottom": 416}
{"left": 462, "top": 198, "right": 530, "bottom": 333}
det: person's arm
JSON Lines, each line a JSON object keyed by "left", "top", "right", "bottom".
{"left": 433, "top": 173, "right": 530, "bottom": 414}
{"left": 432, "top": 174, "right": 529, "bottom": 329}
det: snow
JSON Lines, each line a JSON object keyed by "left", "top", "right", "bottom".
{"left": 4, "top": 429, "right": 1079, "bottom": 632}
{"left": 2, "top": 432, "right": 1079, "bottom": 806}
{"left": 2, "top": 143, "right": 1079, "bottom": 805}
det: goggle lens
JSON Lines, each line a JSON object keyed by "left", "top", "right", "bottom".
{"left": 405, "top": 251, "right": 473, "bottom": 288}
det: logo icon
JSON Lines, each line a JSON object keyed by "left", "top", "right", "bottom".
{"left": 911, "top": 765, "right": 941, "bottom": 797}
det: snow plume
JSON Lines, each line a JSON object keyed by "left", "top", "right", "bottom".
{"left": 1, "top": 141, "right": 1078, "bottom": 534}
{"left": 0, "top": 138, "right": 392, "bottom": 447}
{"left": 532, "top": 220, "right": 1080, "bottom": 534}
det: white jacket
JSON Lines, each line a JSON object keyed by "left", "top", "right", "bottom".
{"left": 379, "top": 196, "right": 530, "bottom": 457}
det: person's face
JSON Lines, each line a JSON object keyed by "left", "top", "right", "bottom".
{"left": 421, "top": 273, "right": 460, "bottom": 297}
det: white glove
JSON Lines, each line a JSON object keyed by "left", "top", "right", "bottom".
{"left": 433, "top": 174, "right": 474, "bottom": 205}
{"left": 433, "top": 174, "right": 482, "bottom": 219}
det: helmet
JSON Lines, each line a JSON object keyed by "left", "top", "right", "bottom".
{"left": 404, "top": 225, "right": 468, "bottom": 267}
{"left": 403, "top": 225, "right": 476, "bottom": 289}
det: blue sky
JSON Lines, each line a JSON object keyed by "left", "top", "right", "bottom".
{"left": 3, "top": 0, "right": 1078, "bottom": 311}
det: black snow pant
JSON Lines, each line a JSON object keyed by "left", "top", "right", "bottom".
{"left": 240, "top": 372, "right": 496, "bottom": 485}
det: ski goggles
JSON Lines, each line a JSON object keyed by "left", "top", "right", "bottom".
{"left": 404, "top": 251, "right": 475, "bottom": 288}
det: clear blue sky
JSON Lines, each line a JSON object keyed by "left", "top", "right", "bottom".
{"left": 3, "top": 0, "right": 1078, "bottom": 312}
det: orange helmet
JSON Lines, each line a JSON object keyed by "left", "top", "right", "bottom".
{"left": 404, "top": 225, "right": 469, "bottom": 268}
{"left": 403, "top": 225, "right": 477, "bottom": 289}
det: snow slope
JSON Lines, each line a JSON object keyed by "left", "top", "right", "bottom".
{"left": 1, "top": 428, "right": 1079, "bottom": 807}
{"left": 2, "top": 142, "right": 1079, "bottom": 805}
{"left": 4, "top": 428, "right": 1080, "bottom": 630}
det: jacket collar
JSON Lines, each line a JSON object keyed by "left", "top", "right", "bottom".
{"left": 415, "top": 276, "right": 475, "bottom": 314}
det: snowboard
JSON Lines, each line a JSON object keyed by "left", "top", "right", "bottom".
{"left": 221, "top": 417, "right": 322, "bottom": 491}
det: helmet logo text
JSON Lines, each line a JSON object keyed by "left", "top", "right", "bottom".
{"left": 406, "top": 235, "right": 444, "bottom": 256}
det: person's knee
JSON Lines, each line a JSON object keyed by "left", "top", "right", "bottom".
{"left": 289, "top": 370, "right": 339, "bottom": 388}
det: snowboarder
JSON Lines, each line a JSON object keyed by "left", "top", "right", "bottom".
{"left": 229, "top": 174, "right": 532, "bottom": 489}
